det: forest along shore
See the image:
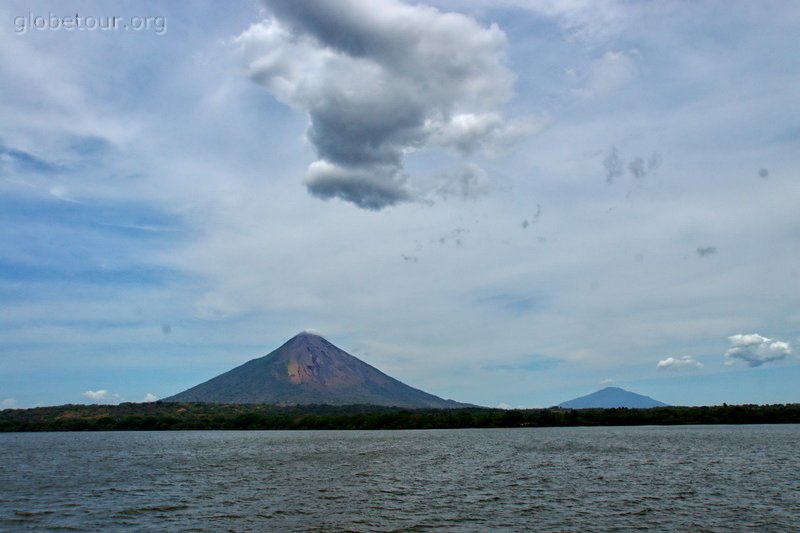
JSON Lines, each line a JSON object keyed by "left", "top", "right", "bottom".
{"left": 2, "top": 402, "right": 799, "bottom": 431}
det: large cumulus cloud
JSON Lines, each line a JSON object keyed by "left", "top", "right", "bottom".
{"left": 235, "top": 0, "right": 523, "bottom": 209}
{"left": 724, "top": 334, "right": 793, "bottom": 367}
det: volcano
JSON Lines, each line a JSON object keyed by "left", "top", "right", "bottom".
{"left": 163, "top": 332, "right": 468, "bottom": 408}
{"left": 558, "top": 386, "right": 668, "bottom": 408}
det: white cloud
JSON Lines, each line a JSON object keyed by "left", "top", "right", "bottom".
{"left": 1, "top": 398, "right": 18, "bottom": 409}
{"left": 426, "top": 113, "right": 540, "bottom": 155}
{"left": 599, "top": 378, "right": 614, "bottom": 386}
{"left": 725, "top": 334, "right": 793, "bottom": 367}
{"left": 82, "top": 389, "right": 109, "bottom": 401}
{"left": 657, "top": 356, "right": 704, "bottom": 371}
{"left": 234, "top": 0, "right": 527, "bottom": 209}
{"left": 496, "top": 402, "right": 533, "bottom": 409}
{"left": 142, "top": 393, "right": 158, "bottom": 403}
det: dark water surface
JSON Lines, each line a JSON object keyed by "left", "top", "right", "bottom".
{"left": 1, "top": 425, "right": 799, "bottom": 532}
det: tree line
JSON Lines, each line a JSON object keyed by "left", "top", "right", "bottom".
{"left": 2, "top": 402, "right": 799, "bottom": 431}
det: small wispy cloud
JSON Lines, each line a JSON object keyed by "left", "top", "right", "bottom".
{"left": 1, "top": 398, "right": 18, "bottom": 410}
{"left": 518, "top": 0, "right": 629, "bottom": 42}
{"left": 496, "top": 402, "right": 537, "bottom": 410}
{"left": 142, "top": 393, "right": 158, "bottom": 402}
{"left": 48, "top": 186, "right": 82, "bottom": 203}
{"left": 0, "top": 143, "right": 65, "bottom": 175}
{"left": 82, "top": 389, "right": 109, "bottom": 401}
{"left": 657, "top": 356, "right": 704, "bottom": 371}
{"left": 725, "top": 334, "right": 792, "bottom": 367}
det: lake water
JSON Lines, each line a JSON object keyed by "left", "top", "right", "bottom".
{"left": 1, "top": 425, "right": 799, "bottom": 532}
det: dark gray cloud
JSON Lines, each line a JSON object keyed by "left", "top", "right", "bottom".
{"left": 759, "top": 168, "right": 769, "bottom": 179}
{"left": 304, "top": 161, "right": 412, "bottom": 210}
{"left": 236, "top": 0, "right": 523, "bottom": 210}
{"left": 696, "top": 246, "right": 717, "bottom": 257}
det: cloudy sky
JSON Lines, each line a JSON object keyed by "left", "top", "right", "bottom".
{"left": 2, "top": 0, "right": 799, "bottom": 409}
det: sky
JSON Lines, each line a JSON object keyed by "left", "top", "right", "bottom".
{"left": 1, "top": 0, "right": 799, "bottom": 410}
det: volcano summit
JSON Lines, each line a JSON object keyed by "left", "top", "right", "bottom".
{"left": 164, "top": 332, "right": 468, "bottom": 408}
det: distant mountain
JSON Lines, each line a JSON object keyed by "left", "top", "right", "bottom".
{"left": 164, "top": 332, "right": 469, "bottom": 408}
{"left": 558, "top": 387, "right": 668, "bottom": 408}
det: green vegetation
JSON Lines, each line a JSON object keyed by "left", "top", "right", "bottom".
{"left": 2, "top": 402, "right": 799, "bottom": 432}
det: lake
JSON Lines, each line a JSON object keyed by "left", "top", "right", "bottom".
{"left": 1, "top": 425, "right": 798, "bottom": 531}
